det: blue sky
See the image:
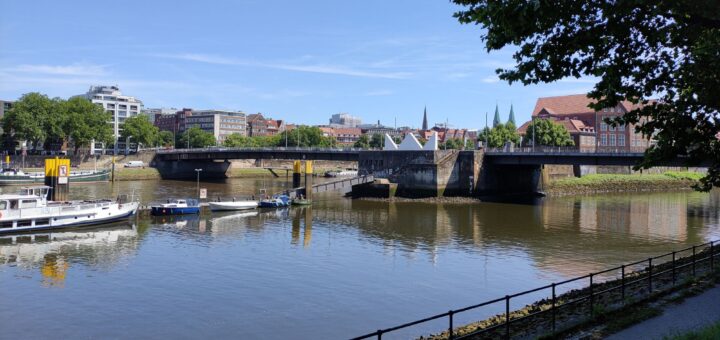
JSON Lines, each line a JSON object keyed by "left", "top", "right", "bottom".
{"left": 0, "top": 0, "right": 596, "bottom": 129}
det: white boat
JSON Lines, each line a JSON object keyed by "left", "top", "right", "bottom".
{"left": 208, "top": 200, "right": 258, "bottom": 212}
{"left": 0, "top": 186, "right": 139, "bottom": 235}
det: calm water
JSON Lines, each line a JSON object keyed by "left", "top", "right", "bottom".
{"left": 1, "top": 178, "right": 719, "bottom": 339}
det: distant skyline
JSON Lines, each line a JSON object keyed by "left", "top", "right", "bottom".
{"left": 0, "top": 0, "right": 597, "bottom": 129}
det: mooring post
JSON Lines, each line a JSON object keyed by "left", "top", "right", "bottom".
{"left": 304, "top": 160, "right": 313, "bottom": 203}
{"left": 292, "top": 160, "right": 302, "bottom": 188}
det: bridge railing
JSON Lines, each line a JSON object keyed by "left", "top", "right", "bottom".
{"left": 156, "top": 146, "right": 365, "bottom": 154}
{"left": 351, "top": 240, "right": 719, "bottom": 340}
{"left": 484, "top": 146, "right": 645, "bottom": 154}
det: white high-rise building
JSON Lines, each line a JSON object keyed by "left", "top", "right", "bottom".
{"left": 78, "top": 85, "right": 143, "bottom": 150}
{"left": 329, "top": 113, "right": 362, "bottom": 128}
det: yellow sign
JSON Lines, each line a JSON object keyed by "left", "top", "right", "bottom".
{"left": 293, "top": 160, "right": 301, "bottom": 173}
{"left": 304, "top": 160, "right": 313, "bottom": 174}
{"left": 45, "top": 158, "right": 71, "bottom": 177}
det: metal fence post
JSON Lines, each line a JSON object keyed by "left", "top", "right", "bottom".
{"left": 621, "top": 265, "right": 626, "bottom": 303}
{"left": 448, "top": 310, "right": 454, "bottom": 340}
{"left": 711, "top": 241, "right": 715, "bottom": 272}
{"left": 648, "top": 258, "right": 653, "bottom": 293}
{"left": 552, "top": 283, "right": 557, "bottom": 333}
{"left": 672, "top": 251, "right": 676, "bottom": 285}
{"left": 589, "top": 273, "right": 594, "bottom": 317}
{"left": 505, "top": 295, "right": 510, "bottom": 339}
{"left": 693, "top": 246, "right": 697, "bottom": 277}
{"left": 377, "top": 329, "right": 382, "bottom": 340}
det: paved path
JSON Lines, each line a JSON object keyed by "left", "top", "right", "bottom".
{"left": 606, "top": 285, "right": 720, "bottom": 340}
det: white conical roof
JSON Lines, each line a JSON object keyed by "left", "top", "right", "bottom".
{"left": 398, "top": 133, "right": 423, "bottom": 150}
{"left": 383, "top": 134, "right": 398, "bottom": 150}
{"left": 423, "top": 132, "right": 438, "bottom": 150}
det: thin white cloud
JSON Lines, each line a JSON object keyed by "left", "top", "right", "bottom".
{"left": 7, "top": 63, "right": 109, "bottom": 76}
{"left": 153, "top": 53, "right": 412, "bottom": 79}
{"left": 364, "top": 90, "right": 394, "bottom": 96}
{"left": 481, "top": 75, "right": 499, "bottom": 83}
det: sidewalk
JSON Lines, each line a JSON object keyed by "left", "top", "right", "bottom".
{"left": 606, "top": 285, "right": 720, "bottom": 340}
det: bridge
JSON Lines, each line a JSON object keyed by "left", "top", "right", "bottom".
{"left": 152, "top": 147, "right": 706, "bottom": 197}
{"left": 155, "top": 147, "right": 360, "bottom": 162}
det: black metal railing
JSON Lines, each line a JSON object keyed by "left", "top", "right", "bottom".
{"left": 351, "top": 240, "right": 718, "bottom": 340}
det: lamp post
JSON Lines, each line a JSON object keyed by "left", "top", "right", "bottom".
{"left": 194, "top": 168, "right": 202, "bottom": 198}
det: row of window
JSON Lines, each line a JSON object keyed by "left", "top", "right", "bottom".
{"left": 600, "top": 122, "right": 626, "bottom": 132}
{"left": 221, "top": 118, "right": 244, "bottom": 123}
{"left": 600, "top": 134, "right": 626, "bottom": 146}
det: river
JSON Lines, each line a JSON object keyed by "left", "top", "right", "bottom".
{"left": 1, "top": 178, "right": 719, "bottom": 339}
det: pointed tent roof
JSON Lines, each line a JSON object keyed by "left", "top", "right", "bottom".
{"left": 493, "top": 104, "right": 501, "bottom": 127}
{"left": 422, "top": 106, "right": 428, "bottom": 131}
{"left": 508, "top": 104, "right": 516, "bottom": 126}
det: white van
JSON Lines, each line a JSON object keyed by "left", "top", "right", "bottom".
{"left": 124, "top": 161, "right": 144, "bottom": 168}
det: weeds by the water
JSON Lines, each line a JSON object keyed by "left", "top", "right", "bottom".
{"left": 665, "top": 320, "right": 720, "bottom": 340}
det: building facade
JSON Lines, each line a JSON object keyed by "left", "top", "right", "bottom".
{"left": 77, "top": 85, "right": 143, "bottom": 150}
{"left": 517, "top": 94, "right": 650, "bottom": 152}
{"left": 329, "top": 113, "right": 362, "bottom": 128}
{"left": 319, "top": 127, "right": 362, "bottom": 146}
{"left": 142, "top": 107, "right": 178, "bottom": 124}
{"left": 185, "top": 110, "right": 247, "bottom": 143}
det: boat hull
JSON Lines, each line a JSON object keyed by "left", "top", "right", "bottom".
{"left": 0, "top": 201, "right": 139, "bottom": 235}
{"left": 150, "top": 206, "right": 200, "bottom": 215}
{"left": 208, "top": 201, "right": 258, "bottom": 212}
{"left": 0, "top": 170, "right": 111, "bottom": 186}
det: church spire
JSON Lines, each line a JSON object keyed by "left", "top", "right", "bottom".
{"left": 422, "top": 106, "right": 428, "bottom": 130}
{"left": 493, "top": 103, "right": 501, "bottom": 127}
{"left": 508, "top": 103, "right": 516, "bottom": 126}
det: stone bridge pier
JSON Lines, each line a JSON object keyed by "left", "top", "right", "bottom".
{"left": 153, "top": 159, "right": 231, "bottom": 180}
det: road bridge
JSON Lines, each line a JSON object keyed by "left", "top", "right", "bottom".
{"left": 155, "top": 147, "right": 360, "bottom": 162}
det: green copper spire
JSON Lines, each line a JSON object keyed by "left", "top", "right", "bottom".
{"left": 508, "top": 103, "right": 516, "bottom": 126}
{"left": 493, "top": 104, "right": 501, "bottom": 127}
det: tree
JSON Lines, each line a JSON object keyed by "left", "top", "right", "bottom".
{"left": 121, "top": 114, "right": 159, "bottom": 150}
{"left": 158, "top": 131, "right": 174, "bottom": 147}
{"left": 369, "top": 133, "right": 383, "bottom": 148}
{"left": 477, "top": 123, "right": 521, "bottom": 148}
{"left": 453, "top": 1, "right": 720, "bottom": 189}
{"left": 177, "top": 127, "right": 216, "bottom": 148}
{"left": 1, "top": 92, "right": 54, "bottom": 150}
{"left": 276, "top": 126, "right": 335, "bottom": 147}
{"left": 60, "top": 97, "right": 113, "bottom": 154}
{"left": 223, "top": 133, "right": 258, "bottom": 147}
{"left": 354, "top": 134, "right": 370, "bottom": 149}
{"left": 522, "top": 119, "right": 574, "bottom": 147}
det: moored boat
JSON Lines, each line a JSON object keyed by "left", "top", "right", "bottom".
{"left": 0, "top": 186, "right": 139, "bottom": 234}
{"left": 150, "top": 199, "right": 200, "bottom": 215}
{"left": 0, "top": 168, "right": 111, "bottom": 186}
{"left": 208, "top": 200, "right": 258, "bottom": 212}
{"left": 258, "top": 195, "right": 290, "bottom": 208}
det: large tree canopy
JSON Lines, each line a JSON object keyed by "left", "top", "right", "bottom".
{"left": 121, "top": 114, "right": 159, "bottom": 149}
{"left": 522, "top": 119, "right": 574, "bottom": 147}
{"left": 453, "top": 1, "right": 720, "bottom": 189}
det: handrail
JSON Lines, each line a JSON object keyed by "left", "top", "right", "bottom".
{"left": 352, "top": 240, "right": 718, "bottom": 339}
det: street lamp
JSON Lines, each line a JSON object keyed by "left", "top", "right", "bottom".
{"left": 194, "top": 168, "right": 202, "bottom": 198}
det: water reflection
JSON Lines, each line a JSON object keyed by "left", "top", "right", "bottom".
{"left": 0, "top": 223, "right": 142, "bottom": 287}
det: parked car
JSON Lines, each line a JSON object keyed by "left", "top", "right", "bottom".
{"left": 124, "top": 161, "right": 144, "bottom": 168}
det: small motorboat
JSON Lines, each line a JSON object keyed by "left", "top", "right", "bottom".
{"left": 208, "top": 200, "right": 258, "bottom": 212}
{"left": 258, "top": 195, "right": 290, "bottom": 208}
{"left": 150, "top": 199, "right": 200, "bottom": 215}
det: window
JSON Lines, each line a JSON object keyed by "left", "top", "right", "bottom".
{"left": 600, "top": 122, "right": 607, "bottom": 131}
{"left": 618, "top": 134, "right": 625, "bottom": 146}
{"left": 609, "top": 124, "right": 616, "bottom": 131}
{"left": 618, "top": 125, "right": 625, "bottom": 131}
{"left": 610, "top": 134, "right": 616, "bottom": 146}
{"left": 0, "top": 201, "right": 6, "bottom": 210}
{"left": 601, "top": 134, "right": 607, "bottom": 146}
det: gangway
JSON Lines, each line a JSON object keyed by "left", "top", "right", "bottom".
{"left": 282, "top": 175, "right": 374, "bottom": 198}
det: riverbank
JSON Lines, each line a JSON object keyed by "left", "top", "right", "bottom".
{"left": 418, "top": 243, "right": 718, "bottom": 340}
{"left": 545, "top": 171, "right": 702, "bottom": 196}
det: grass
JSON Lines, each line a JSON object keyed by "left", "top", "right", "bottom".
{"left": 113, "top": 167, "right": 161, "bottom": 180}
{"left": 665, "top": 320, "right": 720, "bottom": 340}
{"left": 547, "top": 171, "right": 703, "bottom": 195}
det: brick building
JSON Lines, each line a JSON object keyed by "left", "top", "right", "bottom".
{"left": 517, "top": 94, "right": 651, "bottom": 152}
